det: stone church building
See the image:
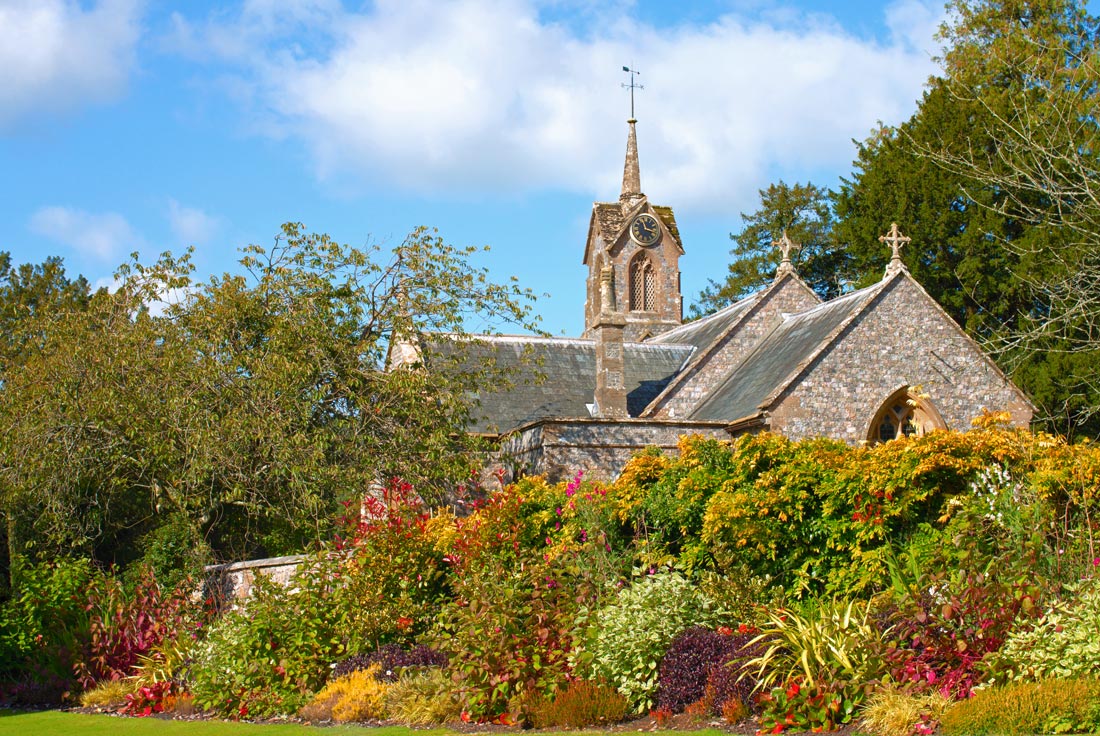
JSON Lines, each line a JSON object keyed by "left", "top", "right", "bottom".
{"left": 420, "top": 120, "right": 1034, "bottom": 482}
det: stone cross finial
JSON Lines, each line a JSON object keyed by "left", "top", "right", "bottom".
{"left": 773, "top": 230, "right": 800, "bottom": 276}
{"left": 879, "top": 223, "right": 910, "bottom": 276}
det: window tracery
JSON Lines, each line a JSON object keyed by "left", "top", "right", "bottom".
{"left": 630, "top": 253, "right": 655, "bottom": 312}
{"left": 867, "top": 387, "right": 946, "bottom": 443}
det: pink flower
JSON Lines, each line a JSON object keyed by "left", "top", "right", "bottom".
{"left": 1093, "top": 557, "right": 1099, "bottom": 567}
{"left": 566, "top": 470, "right": 584, "bottom": 497}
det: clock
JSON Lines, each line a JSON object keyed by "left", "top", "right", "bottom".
{"left": 629, "top": 213, "right": 661, "bottom": 246}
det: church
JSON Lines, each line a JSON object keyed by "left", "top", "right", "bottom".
{"left": 418, "top": 119, "right": 1034, "bottom": 482}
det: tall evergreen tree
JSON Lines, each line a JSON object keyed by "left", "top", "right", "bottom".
{"left": 832, "top": 81, "right": 1038, "bottom": 339}
{"left": 692, "top": 181, "right": 846, "bottom": 317}
{"left": 704, "top": 0, "right": 1100, "bottom": 436}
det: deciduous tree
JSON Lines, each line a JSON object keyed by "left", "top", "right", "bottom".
{"left": 0, "top": 225, "right": 540, "bottom": 565}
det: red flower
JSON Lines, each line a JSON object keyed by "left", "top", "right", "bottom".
{"left": 786, "top": 682, "right": 800, "bottom": 699}
{"left": 397, "top": 616, "right": 413, "bottom": 631}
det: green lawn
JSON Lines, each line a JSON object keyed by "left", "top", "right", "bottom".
{"left": 0, "top": 711, "right": 737, "bottom": 736}
{"left": 0, "top": 711, "right": 445, "bottom": 736}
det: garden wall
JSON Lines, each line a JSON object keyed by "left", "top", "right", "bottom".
{"left": 204, "top": 554, "right": 305, "bottom": 603}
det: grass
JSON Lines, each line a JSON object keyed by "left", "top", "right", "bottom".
{"left": 0, "top": 710, "right": 446, "bottom": 736}
{"left": 0, "top": 711, "right": 742, "bottom": 736}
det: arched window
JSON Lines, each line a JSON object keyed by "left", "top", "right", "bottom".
{"left": 867, "top": 387, "right": 947, "bottom": 443}
{"left": 630, "top": 253, "right": 655, "bottom": 312}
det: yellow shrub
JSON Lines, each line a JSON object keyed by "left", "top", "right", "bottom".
{"left": 611, "top": 448, "right": 671, "bottom": 521}
{"left": 299, "top": 664, "right": 391, "bottom": 723}
{"left": 424, "top": 510, "right": 457, "bottom": 555}
{"left": 79, "top": 678, "right": 136, "bottom": 708}
{"left": 860, "top": 687, "right": 951, "bottom": 736}
{"left": 939, "top": 678, "right": 1100, "bottom": 735}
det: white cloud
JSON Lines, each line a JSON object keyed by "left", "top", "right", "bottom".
{"left": 173, "top": 0, "right": 946, "bottom": 212}
{"left": 29, "top": 206, "right": 142, "bottom": 261}
{"left": 0, "top": 0, "right": 143, "bottom": 128}
{"left": 167, "top": 199, "right": 218, "bottom": 245}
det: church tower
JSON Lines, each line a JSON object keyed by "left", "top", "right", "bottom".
{"left": 582, "top": 119, "right": 684, "bottom": 343}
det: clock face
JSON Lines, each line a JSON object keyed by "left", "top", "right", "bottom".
{"left": 630, "top": 213, "right": 661, "bottom": 246}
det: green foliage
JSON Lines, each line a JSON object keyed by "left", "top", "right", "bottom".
{"left": 614, "top": 427, "right": 1084, "bottom": 600}
{"left": 744, "top": 600, "right": 891, "bottom": 703}
{"left": 859, "top": 687, "right": 951, "bottom": 736}
{"left": 697, "top": 569, "right": 785, "bottom": 628}
{"left": 298, "top": 665, "right": 390, "bottom": 723}
{"left": 430, "top": 558, "right": 572, "bottom": 721}
{"left": 0, "top": 253, "right": 93, "bottom": 585}
{"left": 383, "top": 667, "right": 462, "bottom": 726}
{"left": 527, "top": 679, "right": 630, "bottom": 729}
{"left": 693, "top": 180, "right": 844, "bottom": 315}
{"left": 0, "top": 557, "right": 99, "bottom": 689}
{"left": 578, "top": 570, "right": 725, "bottom": 713}
{"left": 699, "top": 434, "right": 847, "bottom": 595}
{"left": 189, "top": 554, "right": 347, "bottom": 718}
{"left": 984, "top": 583, "right": 1100, "bottom": 684}
{"left": 135, "top": 512, "right": 211, "bottom": 592}
{"left": 339, "top": 481, "right": 451, "bottom": 654}
{"left": 0, "top": 225, "right": 540, "bottom": 564}
{"left": 939, "top": 678, "right": 1100, "bottom": 735}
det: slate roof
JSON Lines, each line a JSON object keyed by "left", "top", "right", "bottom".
{"left": 690, "top": 280, "right": 888, "bottom": 422}
{"left": 429, "top": 335, "right": 694, "bottom": 434}
{"left": 649, "top": 290, "right": 762, "bottom": 352}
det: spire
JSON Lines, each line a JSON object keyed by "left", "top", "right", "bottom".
{"left": 620, "top": 119, "right": 645, "bottom": 209}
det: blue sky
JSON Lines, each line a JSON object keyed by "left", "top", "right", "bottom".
{"left": 0, "top": 0, "right": 946, "bottom": 336}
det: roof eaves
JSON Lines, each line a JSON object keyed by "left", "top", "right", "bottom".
{"left": 724, "top": 412, "right": 767, "bottom": 435}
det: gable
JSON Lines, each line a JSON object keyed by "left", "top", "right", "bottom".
{"left": 644, "top": 273, "right": 822, "bottom": 418}
{"left": 583, "top": 201, "right": 685, "bottom": 266}
{"left": 690, "top": 280, "right": 884, "bottom": 422}
{"left": 759, "top": 273, "right": 1034, "bottom": 441}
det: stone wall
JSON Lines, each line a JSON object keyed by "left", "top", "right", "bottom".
{"left": 769, "top": 273, "right": 1032, "bottom": 442}
{"left": 500, "top": 418, "right": 729, "bottom": 482}
{"left": 203, "top": 554, "right": 306, "bottom": 604}
{"left": 654, "top": 275, "right": 821, "bottom": 419}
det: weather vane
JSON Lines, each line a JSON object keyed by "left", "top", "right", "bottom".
{"left": 622, "top": 66, "right": 643, "bottom": 119}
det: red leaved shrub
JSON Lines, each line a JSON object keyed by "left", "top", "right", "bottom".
{"left": 656, "top": 625, "right": 763, "bottom": 714}
{"left": 75, "top": 567, "right": 202, "bottom": 688}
